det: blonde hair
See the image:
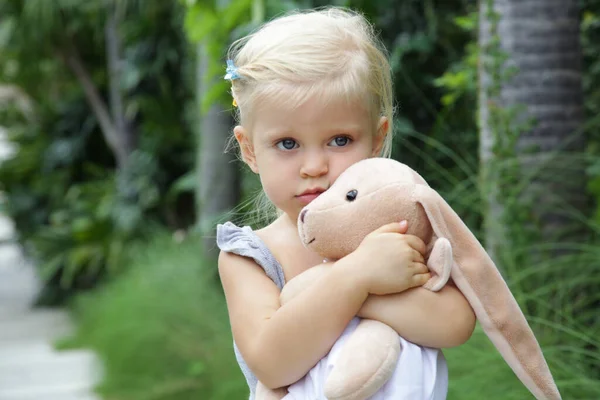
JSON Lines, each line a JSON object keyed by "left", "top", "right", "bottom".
{"left": 225, "top": 7, "right": 395, "bottom": 225}
{"left": 227, "top": 6, "right": 395, "bottom": 157}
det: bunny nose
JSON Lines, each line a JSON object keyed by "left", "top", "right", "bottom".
{"left": 300, "top": 209, "right": 308, "bottom": 223}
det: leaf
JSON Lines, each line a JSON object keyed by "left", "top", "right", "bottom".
{"left": 121, "top": 60, "right": 143, "bottom": 91}
{"left": 0, "top": 16, "right": 16, "bottom": 48}
{"left": 201, "top": 80, "right": 231, "bottom": 113}
{"left": 40, "top": 255, "right": 66, "bottom": 281}
{"left": 394, "top": 117, "right": 415, "bottom": 135}
{"left": 587, "top": 160, "right": 600, "bottom": 177}
{"left": 582, "top": 11, "right": 598, "bottom": 30}
{"left": 106, "top": 239, "right": 125, "bottom": 274}
{"left": 187, "top": 361, "right": 207, "bottom": 376}
{"left": 167, "top": 171, "right": 196, "bottom": 202}
{"left": 184, "top": 4, "right": 218, "bottom": 43}
{"left": 220, "top": 0, "right": 253, "bottom": 31}
{"left": 454, "top": 12, "right": 477, "bottom": 31}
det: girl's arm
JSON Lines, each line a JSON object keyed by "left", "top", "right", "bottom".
{"left": 219, "top": 250, "right": 368, "bottom": 389}
{"left": 357, "top": 283, "right": 476, "bottom": 348}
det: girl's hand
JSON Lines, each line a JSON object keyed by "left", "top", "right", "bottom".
{"left": 348, "top": 221, "right": 430, "bottom": 295}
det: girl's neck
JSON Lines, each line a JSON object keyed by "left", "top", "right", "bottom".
{"left": 258, "top": 212, "right": 325, "bottom": 281}
{"left": 279, "top": 212, "right": 299, "bottom": 231}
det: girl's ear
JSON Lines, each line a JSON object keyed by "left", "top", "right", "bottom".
{"left": 234, "top": 125, "right": 258, "bottom": 173}
{"left": 372, "top": 117, "right": 389, "bottom": 156}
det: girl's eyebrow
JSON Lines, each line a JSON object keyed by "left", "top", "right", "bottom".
{"left": 326, "top": 125, "right": 363, "bottom": 135}
{"left": 261, "top": 125, "right": 364, "bottom": 141}
{"left": 263, "top": 128, "right": 296, "bottom": 139}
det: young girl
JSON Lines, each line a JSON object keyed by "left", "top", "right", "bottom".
{"left": 216, "top": 7, "right": 475, "bottom": 399}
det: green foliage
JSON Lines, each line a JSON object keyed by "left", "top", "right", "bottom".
{"left": 184, "top": 0, "right": 254, "bottom": 43}
{"left": 0, "top": 112, "right": 161, "bottom": 301}
{"left": 433, "top": 12, "right": 478, "bottom": 107}
{"left": 30, "top": 178, "right": 132, "bottom": 287}
{"left": 183, "top": 0, "right": 255, "bottom": 112}
{"left": 0, "top": 0, "right": 196, "bottom": 303}
{"left": 588, "top": 158, "right": 600, "bottom": 223}
{"left": 582, "top": 5, "right": 600, "bottom": 225}
{"left": 61, "top": 232, "right": 247, "bottom": 400}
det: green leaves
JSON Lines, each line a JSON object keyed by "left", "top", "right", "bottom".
{"left": 183, "top": 3, "right": 219, "bottom": 43}
{"left": 587, "top": 157, "right": 600, "bottom": 224}
{"left": 183, "top": 0, "right": 256, "bottom": 111}
{"left": 0, "top": 1, "right": 196, "bottom": 303}
{"left": 0, "top": 16, "right": 16, "bottom": 48}
{"left": 454, "top": 12, "right": 477, "bottom": 31}
{"left": 183, "top": 0, "right": 253, "bottom": 43}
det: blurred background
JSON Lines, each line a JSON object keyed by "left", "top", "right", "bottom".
{"left": 0, "top": 0, "right": 599, "bottom": 399}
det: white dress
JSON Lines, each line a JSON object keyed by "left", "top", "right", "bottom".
{"left": 283, "top": 317, "right": 448, "bottom": 400}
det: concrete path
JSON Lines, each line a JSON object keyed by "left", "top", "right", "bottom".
{"left": 0, "top": 213, "right": 102, "bottom": 400}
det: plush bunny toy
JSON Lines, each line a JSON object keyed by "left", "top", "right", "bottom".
{"left": 255, "top": 157, "right": 561, "bottom": 400}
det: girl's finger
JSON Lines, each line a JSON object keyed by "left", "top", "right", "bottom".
{"left": 405, "top": 235, "right": 427, "bottom": 255}
{"left": 412, "top": 249, "right": 425, "bottom": 264}
{"left": 412, "top": 272, "right": 431, "bottom": 286}
{"left": 413, "top": 262, "right": 429, "bottom": 274}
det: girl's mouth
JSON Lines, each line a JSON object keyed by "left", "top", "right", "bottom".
{"left": 296, "top": 193, "right": 321, "bottom": 204}
{"left": 296, "top": 187, "right": 326, "bottom": 205}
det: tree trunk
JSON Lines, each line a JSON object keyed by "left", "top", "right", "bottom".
{"left": 479, "top": 0, "right": 590, "bottom": 263}
{"left": 105, "top": 0, "right": 135, "bottom": 169}
{"left": 61, "top": 0, "right": 134, "bottom": 173}
{"left": 196, "top": 43, "right": 240, "bottom": 260}
{"left": 61, "top": 45, "right": 124, "bottom": 165}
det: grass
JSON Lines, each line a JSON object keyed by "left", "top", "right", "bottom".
{"left": 59, "top": 232, "right": 247, "bottom": 400}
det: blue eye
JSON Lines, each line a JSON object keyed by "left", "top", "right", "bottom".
{"left": 330, "top": 136, "right": 351, "bottom": 147}
{"left": 277, "top": 139, "right": 298, "bottom": 150}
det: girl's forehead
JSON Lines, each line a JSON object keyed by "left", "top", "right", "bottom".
{"left": 252, "top": 97, "right": 372, "bottom": 139}
{"left": 251, "top": 90, "right": 374, "bottom": 130}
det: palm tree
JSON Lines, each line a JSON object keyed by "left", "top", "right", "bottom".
{"left": 478, "top": 0, "right": 590, "bottom": 262}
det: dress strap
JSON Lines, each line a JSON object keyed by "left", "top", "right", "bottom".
{"left": 216, "top": 221, "right": 286, "bottom": 289}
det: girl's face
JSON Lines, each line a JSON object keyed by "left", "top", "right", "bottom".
{"left": 235, "top": 93, "right": 388, "bottom": 223}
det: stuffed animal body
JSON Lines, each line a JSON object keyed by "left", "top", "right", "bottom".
{"left": 255, "top": 158, "right": 561, "bottom": 400}
{"left": 260, "top": 316, "right": 448, "bottom": 400}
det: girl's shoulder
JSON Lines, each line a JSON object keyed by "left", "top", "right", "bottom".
{"left": 216, "top": 221, "right": 286, "bottom": 289}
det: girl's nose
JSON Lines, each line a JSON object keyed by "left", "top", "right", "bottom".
{"left": 300, "top": 151, "right": 328, "bottom": 177}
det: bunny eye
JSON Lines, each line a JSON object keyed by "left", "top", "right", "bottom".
{"left": 346, "top": 189, "right": 358, "bottom": 202}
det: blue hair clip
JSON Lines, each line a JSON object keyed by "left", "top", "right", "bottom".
{"left": 224, "top": 59, "right": 241, "bottom": 80}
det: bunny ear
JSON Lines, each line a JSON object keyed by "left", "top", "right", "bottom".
{"left": 413, "top": 184, "right": 561, "bottom": 400}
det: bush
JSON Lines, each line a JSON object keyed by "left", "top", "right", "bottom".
{"left": 62, "top": 232, "right": 247, "bottom": 400}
